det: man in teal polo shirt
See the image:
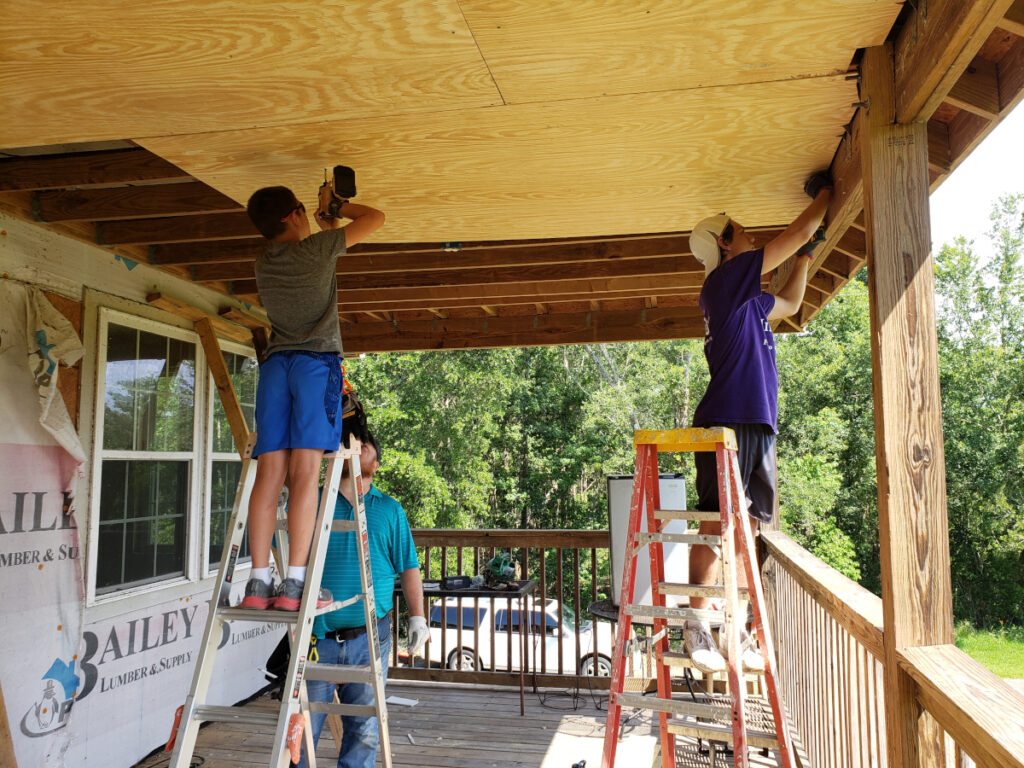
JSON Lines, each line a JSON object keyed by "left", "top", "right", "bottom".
{"left": 294, "top": 433, "right": 426, "bottom": 768}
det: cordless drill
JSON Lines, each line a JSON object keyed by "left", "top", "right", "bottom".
{"left": 317, "top": 165, "right": 357, "bottom": 221}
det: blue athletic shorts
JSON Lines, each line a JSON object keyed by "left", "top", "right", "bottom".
{"left": 253, "top": 350, "right": 343, "bottom": 457}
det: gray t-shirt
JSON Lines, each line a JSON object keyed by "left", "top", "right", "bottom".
{"left": 255, "top": 229, "right": 347, "bottom": 356}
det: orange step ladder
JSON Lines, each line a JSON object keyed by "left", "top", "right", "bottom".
{"left": 602, "top": 427, "right": 797, "bottom": 768}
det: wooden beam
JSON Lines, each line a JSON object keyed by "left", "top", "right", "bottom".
{"left": 926, "top": 119, "right": 952, "bottom": 174}
{"left": 894, "top": 0, "right": 1015, "bottom": 122}
{"left": 98, "top": 212, "right": 258, "bottom": 245}
{"left": 194, "top": 317, "right": 250, "bottom": 456}
{"left": 149, "top": 239, "right": 263, "bottom": 266}
{"left": 341, "top": 306, "right": 705, "bottom": 354}
{"left": 861, "top": 44, "right": 953, "bottom": 768}
{"left": 0, "top": 148, "right": 189, "bottom": 191}
{"left": 32, "top": 181, "right": 240, "bottom": 222}
{"left": 146, "top": 292, "right": 253, "bottom": 344}
{"left": 232, "top": 272, "right": 706, "bottom": 306}
{"left": 945, "top": 57, "right": 1001, "bottom": 119}
{"left": 898, "top": 645, "right": 1024, "bottom": 768}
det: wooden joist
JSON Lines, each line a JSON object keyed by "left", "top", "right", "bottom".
{"left": 98, "top": 212, "right": 257, "bottom": 246}
{"left": 0, "top": 148, "right": 188, "bottom": 191}
{"left": 341, "top": 306, "right": 705, "bottom": 354}
{"left": 33, "top": 181, "right": 241, "bottom": 222}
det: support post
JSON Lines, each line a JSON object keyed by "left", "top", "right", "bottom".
{"left": 859, "top": 44, "right": 954, "bottom": 768}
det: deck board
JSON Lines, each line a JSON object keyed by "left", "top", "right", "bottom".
{"left": 137, "top": 681, "right": 784, "bottom": 767}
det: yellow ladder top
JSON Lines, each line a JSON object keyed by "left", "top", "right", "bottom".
{"left": 633, "top": 427, "right": 737, "bottom": 452}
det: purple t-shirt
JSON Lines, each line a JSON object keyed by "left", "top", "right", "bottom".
{"left": 692, "top": 248, "right": 779, "bottom": 432}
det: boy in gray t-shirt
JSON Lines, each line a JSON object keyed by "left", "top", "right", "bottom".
{"left": 241, "top": 183, "right": 385, "bottom": 610}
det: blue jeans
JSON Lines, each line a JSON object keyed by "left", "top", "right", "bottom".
{"left": 295, "top": 617, "right": 391, "bottom": 768}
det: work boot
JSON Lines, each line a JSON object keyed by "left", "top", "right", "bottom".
{"left": 683, "top": 621, "right": 727, "bottom": 673}
{"left": 239, "top": 578, "right": 274, "bottom": 609}
{"left": 272, "top": 578, "right": 333, "bottom": 611}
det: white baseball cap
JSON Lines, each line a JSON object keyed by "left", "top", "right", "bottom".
{"left": 689, "top": 213, "right": 731, "bottom": 277}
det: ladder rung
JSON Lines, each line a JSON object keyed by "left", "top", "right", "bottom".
{"left": 667, "top": 717, "right": 780, "bottom": 750}
{"left": 657, "top": 582, "right": 749, "bottom": 599}
{"left": 654, "top": 509, "right": 721, "bottom": 522}
{"left": 660, "top": 650, "right": 765, "bottom": 675}
{"left": 623, "top": 604, "right": 724, "bottom": 623}
{"left": 309, "top": 702, "right": 377, "bottom": 718}
{"left": 615, "top": 692, "right": 727, "bottom": 722}
{"left": 636, "top": 531, "right": 722, "bottom": 547}
{"left": 219, "top": 606, "right": 299, "bottom": 624}
{"left": 304, "top": 663, "right": 374, "bottom": 685}
{"left": 332, "top": 519, "right": 358, "bottom": 532}
{"left": 193, "top": 705, "right": 279, "bottom": 728}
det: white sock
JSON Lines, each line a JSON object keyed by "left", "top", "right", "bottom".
{"left": 251, "top": 567, "right": 272, "bottom": 586}
{"left": 287, "top": 565, "right": 307, "bottom": 582}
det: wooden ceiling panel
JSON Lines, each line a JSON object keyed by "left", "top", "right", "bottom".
{"left": 0, "top": 0, "right": 498, "bottom": 147}
{"left": 140, "top": 75, "right": 855, "bottom": 242}
{"left": 460, "top": 0, "right": 899, "bottom": 103}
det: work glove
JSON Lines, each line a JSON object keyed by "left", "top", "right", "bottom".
{"left": 804, "top": 170, "right": 833, "bottom": 199}
{"left": 408, "top": 615, "right": 429, "bottom": 656}
{"left": 796, "top": 225, "right": 827, "bottom": 258}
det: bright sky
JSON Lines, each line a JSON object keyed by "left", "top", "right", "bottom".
{"left": 929, "top": 103, "right": 1024, "bottom": 257}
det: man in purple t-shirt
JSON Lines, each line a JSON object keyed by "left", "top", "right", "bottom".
{"left": 683, "top": 173, "right": 833, "bottom": 674}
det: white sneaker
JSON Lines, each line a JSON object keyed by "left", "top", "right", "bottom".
{"left": 683, "top": 621, "right": 727, "bottom": 673}
{"left": 717, "top": 626, "right": 765, "bottom": 672}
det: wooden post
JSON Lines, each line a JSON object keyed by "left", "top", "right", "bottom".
{"left": 859, "top": 43, "right": 954, "bottom": 768}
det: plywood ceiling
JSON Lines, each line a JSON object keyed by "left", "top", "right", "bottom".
{"left": 1, "top": 0, "right": 893, "bottom": 242}
{"left": 3, "top": 0, "right": 1023, "bottom": 351}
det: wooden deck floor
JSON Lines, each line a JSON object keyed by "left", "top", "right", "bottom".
{"left": 137, "top": 682, "right": 783, "bottom": 768}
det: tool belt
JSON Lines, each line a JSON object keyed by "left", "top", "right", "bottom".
{"left": 323, "top": 613, "right": 390, "bottom": 643}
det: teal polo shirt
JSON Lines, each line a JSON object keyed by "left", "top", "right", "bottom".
{"left": 313, "top": 484, "right": 420, "bottom": 636}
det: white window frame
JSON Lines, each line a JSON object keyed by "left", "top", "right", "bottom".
{"left": 87, "top": 307, "right": 208, "bottom": 604}
{"left": 203, "top": 339, "right": 257, "bottom": 576}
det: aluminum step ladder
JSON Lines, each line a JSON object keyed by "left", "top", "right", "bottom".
{"left": 602, "top": 427, "right": 797, "bottom": 768}
{"left": 168, "top": 321, "right": 391, "bottom": 768}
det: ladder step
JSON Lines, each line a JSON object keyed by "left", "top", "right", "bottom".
{"left": 305, "top": 663, "right": 375, "bottom": 685}
{"left": 654, "top": 509, "right": 721, "bottom": 522}
{"left": 332, "top": 519, "right": 358, "bottom": 532}
{"left": 193, "top": 704, "right": 279, "bottom": 728}
{"left": 657, "top": 582, "right": 749, "bottom": 599}
{"left": 623, "top": 604, "right": 724, "bottom": 623}
{"left": 636, "top": 531, "right": 722, "bottom": 547}
{"left": 667, "top": 717, "right": 780, "bottom": 750}
{"left": 615, "top": 692, "right": 728, "bottom": 722}
{"left": 308, "top": 702, "right": 377, "bottom": 718}
{"left": 219, "top": 606, "right": 300, "bottom": 624}
{"left": 660, "top": 650, "right": 765, "bottom": 676}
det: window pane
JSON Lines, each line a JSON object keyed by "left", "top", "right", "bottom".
{"left": 212, "top": 353, "right": 258, "bottom": 454}
{"left": 103, "top": 324, "right": 138, "bottom": 451}
{"left": 103, "top": 323, "right": 195, "bottom": 452}
{"left": 97, "top": 459, "right": 188, "bottom": 591}
{"left": 209, "top": 460, "right": 249, "bottom": 567}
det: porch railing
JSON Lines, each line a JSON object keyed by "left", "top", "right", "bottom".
{"left": 388, "top": 529, "right": 615, "bottom": 690}
{"left": 762, "top": 529, "right": 1024, "bottom": 768}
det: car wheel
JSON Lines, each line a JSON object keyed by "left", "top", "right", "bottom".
{"left": 446, "top": 647, "right": 480, "bottom": 671}
{"left": 580, "top": 654, "right": 612, "bottom": 676}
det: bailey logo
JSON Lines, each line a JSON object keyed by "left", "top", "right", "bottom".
{"left": 20, "top": 658, "right": 79, "bottom": 738}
